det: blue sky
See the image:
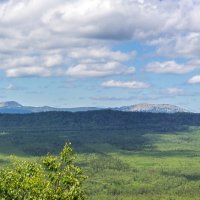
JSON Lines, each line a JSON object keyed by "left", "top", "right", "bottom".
{"left": 0, "top": 0, "right": 200, "bottom": 111}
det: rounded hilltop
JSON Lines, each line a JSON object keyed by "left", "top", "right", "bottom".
{"left": 117, "top": 103, "right": 189, "bottom": 113}
{"left": 0, "top": 101, "right": 22, "bottom": 108}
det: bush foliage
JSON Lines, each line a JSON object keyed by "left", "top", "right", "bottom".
{"left": 0, "top": 144, "right": 86, "bottom": 199}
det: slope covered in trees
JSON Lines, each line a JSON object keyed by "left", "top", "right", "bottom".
{"left": 0, "top": 110, "right": 199, "bottom": 156}
{"left": 1, "top": 110, "right": 200, "bottom": 199}
{"left": 0, "top": 110, "right": 199, "bottom": 131}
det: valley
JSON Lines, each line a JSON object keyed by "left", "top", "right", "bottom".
{"left": 1, "top": 110, "right": 200, "bottom": 199}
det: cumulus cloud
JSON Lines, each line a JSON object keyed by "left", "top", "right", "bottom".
{"left": 1, "top": 0, "right": 200, "bottom": 77}
{"left": 66, "top": 62, "right": 135, "bottom": 78}
{"left": 6, "top": 67, "right": 51, "bottom": 77}
{"left": 41, "top": 0, "right": 166, "bottom": 41}
{"left": 68, "top": 47, "right": 135, "bottom": 62}
{"left": 153, "top": 33, "right": 200, "bottom": 58}
{"left": 91, "top": 96, "right": 134, "bottom": 101}
{"left": 165, "top": 87, "right": 184, "bottom": 96}
{"left": 65, "top": 47, "right": 136, "bottom": 77}
{"left": 44, "top": 54, "right": 63, "bottom": 67}
{"left": 0, "top": 0, "right": 141, "bottom": 78}
{"left": 102, "top": 80, "right": 149, "bottom": 89}
{"left": 145, "top": 61, "right": 198, "bottom": 74}
{"left": 188, "top": 75, "right": 200, "bottom": 84}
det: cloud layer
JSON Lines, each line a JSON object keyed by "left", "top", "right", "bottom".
{"left": 1, "top": 0, "right": 200, "bottom": 111}
{"left": 102, "top": 80, "right": 149, "bottom": 89}
{"left": 145, "top": 61, "right": 198, "bottom": 74}
{"left": 188, "top": 75, "right": 200, "bottom": 84}
{"left": 1, "top": 0, "right": 200, "bottom": 79}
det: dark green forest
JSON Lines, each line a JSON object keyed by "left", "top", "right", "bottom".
{"left": 0, "top": 110, "right": 199, "bottom": 155}
{"left": 1, "top": 110, "right": 200, "bottom": 131}
{"left": 1, "top": 110, "right": 200, "bottom": 199}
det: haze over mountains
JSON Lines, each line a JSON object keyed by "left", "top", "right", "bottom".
{"left": 0, "top": 101, "right": 100, "bottom": 113}
{"left": 0, "top": 101, "right": 190, "bottom": 114}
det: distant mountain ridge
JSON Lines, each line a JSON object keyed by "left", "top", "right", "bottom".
{"left": 0, "top": 101, "right": 23, "bottom": 108}
{"left": 0, "top": 101, "right": 101, "bottom": 113}
{"left": 115, "top": 103, "right": 189, "bottom": 113}
{"left": 0, "top": 101, "right": 190, "bottom": 114}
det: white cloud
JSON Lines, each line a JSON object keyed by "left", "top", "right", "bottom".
{"left": 2, "top": 56, "right": 36, "bottom": 69}
{"left": 145, "top": 61, "right": 198, "bottom": 74}
{"left": 68, "top": 47, "right": 135, "bottom": 62}
{"left": 165, "top": 87, "right": 184, "bottom": 96}
{"left": 43, "top": 54, "right": 63, "bottom": 67}
{"left": 41, "top": 0, "right": 166, "bottom": 40}
{"left": 66, "top": 62, "right": 135, "bottom": 78}
{"left": 189, "top": 59, "right": 200, "bottom": 65}
{"left": 102, "top": 80, "right": 149, "bottom": 89}
{"left": 0, "top": 0, "right": 141, "bottom": 77}
{"left": 6, "top": 67, "right": 51, "bottom": 77}
{"left": 188, "top": 75, "right": 200, "bottom": 84}
{"left": 153, "top": 33, "right": 200, "bottom": 58}
{"left": 91, "top": 96, "right": 134, "bottom": 101}
{"left": 1, "top": 0, "right": 200, "bottom": 77}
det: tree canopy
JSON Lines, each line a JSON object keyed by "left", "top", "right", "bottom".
{"left": 0, "top": 144, "right": 86, "bottom": 199}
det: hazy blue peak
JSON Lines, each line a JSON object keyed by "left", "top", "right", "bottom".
{"left": 0, "top": 101, "right": 22, "bottom": 108}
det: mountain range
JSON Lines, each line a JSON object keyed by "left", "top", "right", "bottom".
{"left": 0, "top": 101, "right": 190, "bottom": 114}
{"left": 115, "top": 103, "right": 189, "bottom": 113}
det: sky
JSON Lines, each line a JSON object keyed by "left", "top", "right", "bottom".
{"left": 0, "top": 0, "right": 200, "bottom": 111}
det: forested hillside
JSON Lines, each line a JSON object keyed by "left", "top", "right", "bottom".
{"left": 0, "top": 110, "right": 199, "bottom": 131}
{"left": 1, "top": 110, "right": 200, "bottom": 199}
{"left": 0, "top": 110, "right": 200, "bottom": 156}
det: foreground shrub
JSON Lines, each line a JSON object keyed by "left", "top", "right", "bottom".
{"left": 0, "top": 144, "right": 86, "bottom": 199}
